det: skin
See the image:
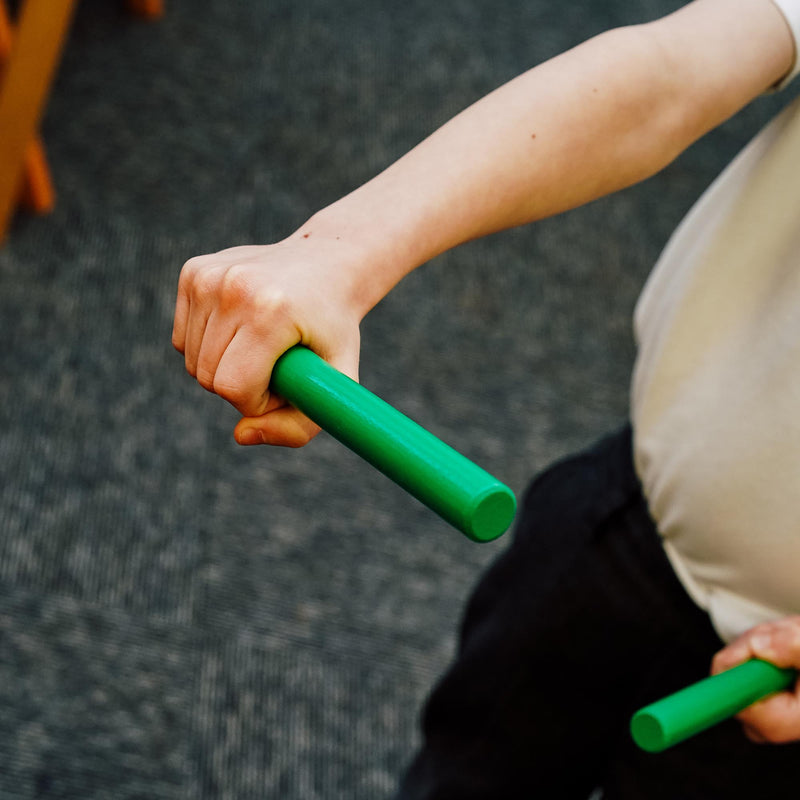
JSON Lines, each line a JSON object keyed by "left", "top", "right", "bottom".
{"left": 173, "top": 0, "right": 793, "bottom": 446}
{"left": 712, "top": 616, "right": 800, "bottom": 744}
{"left": 172, "top": 0, "right": 799, "bottom": 741}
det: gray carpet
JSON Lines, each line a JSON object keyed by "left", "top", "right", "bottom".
{"left": 0, "top": 1, "right": 794, "bottom": 797}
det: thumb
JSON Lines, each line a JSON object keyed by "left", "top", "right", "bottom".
{"left": 234, "top": 404, "right": 321, "bottom": 447}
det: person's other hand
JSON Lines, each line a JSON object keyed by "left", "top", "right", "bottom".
{"left": 712, "top": 616, "right": 800, "bottom": 744}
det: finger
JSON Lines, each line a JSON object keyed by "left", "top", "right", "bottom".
{"left": 711, "top": 618, "right": 794, "bottom": 674}
{"left": 195, "top": 311, "right": 236, "bottom": 392}
{"left": 173, "top": 254, "right": 223, "bottom": 353}
{"left": 172, "top": 258, "right": 200, "bottom": 353}
{"left": 182, "top": 266, "right": 228, "bottom": 376}
{"left": 183, "top": 296, "right": 211, "bottom": 377}
{"left": 212, "top": 326, "right": 300, "bottom": 417}
{"left": 715, "top": 617, "right": 800, "bottom": 674}
{"left": 234, "top": 405, "right": 321, "bottom": 448}
{"left": 172, "top": 285, "right": 190, "bottom": 354}
{"left": 711, "top": 629, "right": 760, "bottom": 674}
{"left": 712, "top": 620, "right": 800, "bottom": 744}
{"left": 736, "top": 681, "right": 800, "bottom": 743}
{"left": 231, "top": 337, "right": 360, "bottom": 447}
{"left": 749, "top": 616, "right": 800, "bottom": 668}
{"left": 740, "top": 721, "right": 770, "bottom": 744}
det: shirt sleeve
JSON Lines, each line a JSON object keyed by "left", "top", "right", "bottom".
{"left": 771, "top": 0, "right": 800, "bottom": 88}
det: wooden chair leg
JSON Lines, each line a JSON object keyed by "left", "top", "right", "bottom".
{"left": 0, "top": 0, "right": 54, "bottom": 214}
{"left": 0, "top": 0, "right": 65, "bottom": 231}
{"left": 19, "top": 137, "right": 55, "bottom": 213}
{"left": 0, "top": 1, "right": 10, "bottom": 55}
{"left": 0, "top": 3, "right": 55, "bottom": 215}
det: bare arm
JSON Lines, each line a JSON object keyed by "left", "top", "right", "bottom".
{"left": 299, "top": 0, "right": 794, "bottom": 313}
{"left": 172, "top": 0, "right": 794, "bottom": 446}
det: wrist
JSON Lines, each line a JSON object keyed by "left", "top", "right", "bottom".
{"left": 291, "top": 190, "right": 431, "bottom": 319}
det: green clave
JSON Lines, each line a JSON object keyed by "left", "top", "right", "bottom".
{"left": 631, "top": 659, "right": 796, "bottom": 753}
{"left": 270, "top": 346, "right": 517, "bottom": 543}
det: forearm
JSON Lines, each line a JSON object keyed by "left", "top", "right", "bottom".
{"left": 297, "top": 0, "right": 794, "bottom": 317}
{"left": 174, "top": 0, "right": 793, "bottom": 445}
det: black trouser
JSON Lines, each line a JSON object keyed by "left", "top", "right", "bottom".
{"left": 396, "top": 427, "right": 800, "bottom": 799}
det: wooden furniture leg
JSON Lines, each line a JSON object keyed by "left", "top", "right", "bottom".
{"left": 0, "top": 0, "right": 77, "bottom": 241}
{"left": 18, "top": 137, "right": 55, "bottom": 213}
{"left": 0, "top": 0, "right": 55, "bottom": 216}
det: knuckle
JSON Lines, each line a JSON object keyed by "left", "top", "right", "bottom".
{"left": 192, "top": 269, "right": 219, "bottom": 301}
{"left": 250, "top": 292, "right": 295, "bottom": 339}
{"left": 750, "top": 622, "right": 775, "bottom": 639}
{"left": 779, "top": 616, "right": 800, "bottom": 641}
{"left": 219, "top": 265, "right": 254, "bottom": 307}
{"left": 217, "top": 269, "right": 294, "bottom": 326}
{"left": 178, "top": 256, "right": 198, "bottom": 281}
{"left": 178, "top": 256, "right": 203, "bottom": 290}
{"left": 253, "top": 288, "right": 292, "bottom": 320}
{"left": 770, "top": 625, "right": 800, "bottom": 662}
{"left": 181, "top": 255, "right": 203, "bottom": 273}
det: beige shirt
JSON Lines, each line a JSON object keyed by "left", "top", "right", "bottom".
{"left": 631, "top": 0, "right": 800, "bottom": 643}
